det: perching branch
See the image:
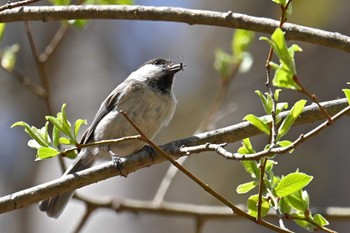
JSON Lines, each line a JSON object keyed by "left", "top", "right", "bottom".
{"left": 0, "top": 5, "right": 350, "bottom": 53}
{"left": 0, "top": 98, "right": 349, "bottom": 215}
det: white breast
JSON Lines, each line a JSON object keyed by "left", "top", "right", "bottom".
{"left": 93, "top": 83, "right": 176, "bottom": 157}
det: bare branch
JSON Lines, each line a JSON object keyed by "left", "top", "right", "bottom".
{"left": 0, "top": 0, "right": 39, "bottom": 12}
{"left": 0, "top": 5, "right": 349, "bottom": 53}
{"left": 0, "top": 98, "right": 349, "bottom": 215}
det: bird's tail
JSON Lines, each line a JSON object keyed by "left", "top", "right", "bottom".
{"left": 38, "top": 149, "right": 95, "bottom": 218}
{"left": 38, "top": 191, "right": 75, "bottom": 218}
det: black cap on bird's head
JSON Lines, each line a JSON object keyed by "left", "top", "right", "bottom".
{"left": 135, "top": 58, "right": 184, "bottom": 94}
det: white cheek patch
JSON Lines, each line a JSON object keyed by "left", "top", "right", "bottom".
{"left": 127, "top": 64, "right": 163, "bottom": 81}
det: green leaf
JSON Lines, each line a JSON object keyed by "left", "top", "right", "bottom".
{"left": 277, "top": 140, "right": 294, "bottom": 153}
{"left": 313, "top": 214, "right": 329, "bottom": 227}
{"left": 284, "top": 190, "right": 309, "bottom": 212}
{"left": 276, "top": 102, "right": 288, "bottom": 116}
{"left": 342, "top": 89, "right": 350, "bottom": 105}
{"left": 213, "top": 48, "right": 235, "bottom": 81}
{"left": 247, "top": 194, "right": 270, "bottom": 218}
{"left": 61, "top": 103, "right": 73, "bottom": 138}
{"left": 74, "top": 119, "right": 87, "bottom": 141}
{"left": 244, "top": 114, "right": 270, "bottom": 135}
{"left": 291, "top": 212, "right": 314, "bottom": 230}
{"left": 255, "top": 90, "right": 272, "bottom": 114}
{"left": 68, "top": 19, "right": 88, "bottom": 29}
{"left": 275, "top": 172, "right": 313, "bottom": 197}
{"left": 241, "top": 160, "right": 259, "bottom": 178}
{"left": 36, "top": 147, "right": 60, "bottom": 160}
{"left": 238, "top": 138, "right": 256, "bottom": 154}
{"left": 49, "top": 0, "right": 70, "bottom": 5}
{"left": 279, "top": 196, "right": 292, "bottom": 214}
{"left": 46, "top": 116, "right": 64, "bottom": 133}
{"left": 52, "top": 125, "right": 60, "bottom": 147}
{"left": 232, "top": 29, "right": 255, "bottom": 62}
{"left": 260, "top": 28, "right": 302, "bottom": 90}
{"left": 265, "top": 159, "right": 277, "bottom": 173}
{"left": 236, "top": 181, "right": 257, "bottom": 194}
{"left": 277, "top": 99, "right": 307, "bottom": 140}
{"left": 0, "top": 23, "right": 5, "bottom": 41}
{"left": 272, "top": 65, "right": 299, "bottom": 90}
{"left": 272, "top": 0, "right": 286, "bottom": 6}
{"left": 59, "top": 137, "right": 74, "bottom": 145}
{"left": 11, "top": 121, "right": 49, "bottom": 147}
{"left": 274, "top": 89, "right": 282, "bottom": 102}
{"left": 1, "top": 44, "right": 20, "bottom": 71}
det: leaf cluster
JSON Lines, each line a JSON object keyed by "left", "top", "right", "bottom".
{"left": 12, "top": 104, "right": 86, "bottom": 160}
{"left": 237, "top": 138, "right": 329, "bottom": 230}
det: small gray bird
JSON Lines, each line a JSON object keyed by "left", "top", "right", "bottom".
{"left": 39, "top": 58, "right": 184, "bottom": 218}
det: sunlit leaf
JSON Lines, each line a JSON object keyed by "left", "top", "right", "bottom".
{"left": 342, "top": 89, "right": 350, "bottom": 105}
{"left": 244, "top": 114, "right": 270, "bottom": 135}
{"left": 0, "top": 23, "right": 5, "bottom": 41}
{"left": 260, "top": 28, "right": 302, "bottom": 90}
{"left": 255, "top": 90, "right": 272, "bottom": 114}
{"left": 36, "top": 147, "right": 60, "bottom": 160}
{"left": 247, "top": 194, "right": 270, "bottom": 218}
{"left": 277, "top": 99, "right": 307, "bottom": 140}
{"left": 314, "top": 214, "right": 329, "bottom": 227}
{"left": 236, "top": 181, "right": 257, "bottom": 194}
{"left": 292, "top": 212, "right": 314, "bottom": 230}
{"left": 284, "top": 190, "right": 309, "bottom": 212}
{"left": 11, "top": 121, "right": 49, "bottom": 147}
{"left": 275, "top": 172, "right": 313, "bottom": 197}
{"left": 277, "top": 140, "right": 294, "bottom": 153}
{"left": 279, "top": 196, "right": 292, "bottom": 214}
{"left": 59, "top": 137, "right": 74, "bottom": 145}
{"left": 74, "top": 119, "right": 87, "bottom": 140}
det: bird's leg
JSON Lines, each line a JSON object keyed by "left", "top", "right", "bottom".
{"left": 108, "top": 146, "right": 126, "bottom": 177}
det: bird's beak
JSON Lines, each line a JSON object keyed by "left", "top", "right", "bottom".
{"left": 169, "top": 63, "right": 185, "bottom": 73}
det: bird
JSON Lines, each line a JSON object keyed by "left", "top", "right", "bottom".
{"left": 39, "top": 58, "right": 184, "bottom": 218}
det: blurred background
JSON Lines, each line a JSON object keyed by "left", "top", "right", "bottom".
{"left": 1, "top": 0, "right": 350, "bottom": 232}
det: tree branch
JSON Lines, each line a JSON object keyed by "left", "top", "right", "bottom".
{"left": 0, "top": 5, "right": 349, "bottom": 53}
{"left": 0, "top": 98, "right": 349, "bottom": 214}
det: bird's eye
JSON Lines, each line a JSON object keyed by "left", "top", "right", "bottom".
{"left": 154, "top": 59, "right": 162, "bottom": 65}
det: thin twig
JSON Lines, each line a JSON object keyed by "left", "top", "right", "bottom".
{"left": 152, "top": 156, "right": 186, "bottom": 205}
{"left": 0, "top": 6, "right": 349, "bottom": 53}
{"left": 293, "top": 75, "right": 333, "bottom": 123}
{"left": 24, "top": 21, "right": 53, "bottom": 114}
{"left": 63, "top": 135, "right": 141, "bottom": 155}
{"left": 1, "top": 66, "right": 47, "bottom": 98}
{"left": 39, "top": 22, "right": 69, "bottom": 62}
{"left": 0, "top": 0, "right": 40, "bottom": 12}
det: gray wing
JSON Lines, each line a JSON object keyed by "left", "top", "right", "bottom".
{"left": 80, "top": 85, "right": 122, "bottom": 144}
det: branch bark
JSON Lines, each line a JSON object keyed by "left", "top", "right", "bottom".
{"left": 0, "top": 5, "right": 349, "bottom": 53}
{"left": 0, "top": 98, "right": 349, "bottom": 214}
